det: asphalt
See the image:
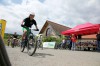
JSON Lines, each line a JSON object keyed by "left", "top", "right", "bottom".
{"left": 6, "top": 46, "right": 100, "bottom": 66}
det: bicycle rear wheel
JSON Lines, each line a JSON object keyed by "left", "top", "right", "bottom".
{"left": 27, "top": 34, "right": 37, "bottom": 56}
{"left": 37, "top": 40, "right": 43, "bottom": 50}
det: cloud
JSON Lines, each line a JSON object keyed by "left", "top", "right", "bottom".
{"left": 0, "top": 0, "right": 100, "bottom": 34}
{"left": 38, "top": 0, "right": 45, "bottom": 3}
{"left": 11, "top": 0, "right": 22, "bottom": 4}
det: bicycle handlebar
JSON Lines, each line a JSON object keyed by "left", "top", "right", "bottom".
{"left": 21, "top": 25, "right": 39, "bottom": 31}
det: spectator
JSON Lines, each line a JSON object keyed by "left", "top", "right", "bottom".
{"left": 71, "top": 34, "right": 77, "bottom": 51}
{"left": 61, "top": 39, "right": 66, "bottom": 49}
{"left": 96, "top": 31, "right": 100, "bottom": 50}
{"left": 77, "top": 34, "right": 82, "bottom": 43}
{"left": 12, "top": 32, "right": 18, "bottom": 47}
{"left": 66, "top": 35, "right": 72, "bottom": 50}
{"left": 13, "top": 32, "right": 18, "bottom": 39}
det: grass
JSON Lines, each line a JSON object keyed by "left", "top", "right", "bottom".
{"left": 3, "top": 38, "right": 8, "bottom": 46}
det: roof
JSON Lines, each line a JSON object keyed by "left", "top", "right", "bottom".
{"left": 39, "top": 20, "right": 71, "bottom": 34}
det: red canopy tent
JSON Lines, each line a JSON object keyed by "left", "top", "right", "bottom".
{"left": 78, "top": 24, "right": 100, "bottom": 35}
{"left": 61, "top": 23, "right": 100, "bottom": 36}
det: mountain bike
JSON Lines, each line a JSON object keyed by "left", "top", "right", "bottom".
{"left": 11, "top": 38, "right": 18, "bottom": 48}
{"left": 37, "top": 35, "right": 43, "bottom": 50}
{"left": 37, "top": 40, "right": 43, "bottom": 50}
{"left": 20, "top": 26, "right": 39, "bottom": 56}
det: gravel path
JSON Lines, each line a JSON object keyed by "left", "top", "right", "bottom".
{"left": 6, "top": 46, "right": 100, "bottom": 66}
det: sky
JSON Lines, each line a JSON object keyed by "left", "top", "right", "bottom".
{"left": 0, "top": 0, "right": 100, "bottom": 35}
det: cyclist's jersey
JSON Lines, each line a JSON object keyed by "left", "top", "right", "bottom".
{"left": 13, "top": 34, "right": 18, "bottom": 39}
{"left": 23, "top": 17, "right": 37, "bottom": 27}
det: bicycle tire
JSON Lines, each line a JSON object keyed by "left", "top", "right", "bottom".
{"left": 37, "top": 40, "right": 43, "bottom": 50}
{"left": 20, "top": 44, "right": 25, "bottom": 52}
{"left": 20, "top": 41, "right": 25, "bottom": 52}
{"left": 27, "top": 34, "right": 37, "bottom": 56}
{"left": 11, "top": 43, "right": 14, "bottom": 48}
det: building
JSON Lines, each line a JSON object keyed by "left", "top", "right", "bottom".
{"left": 39, "top": 20, "right": 71, "bottom": 38}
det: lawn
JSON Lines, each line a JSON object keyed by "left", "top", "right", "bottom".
{"left": 3, "top": 38, "right": 8, "bottom": 46}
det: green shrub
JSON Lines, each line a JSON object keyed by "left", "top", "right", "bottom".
{"left": 42, "top": 36, "right": 62, "bottom": 45}
{"left": 43, "top": 36, "right": 56, "bottom": 42}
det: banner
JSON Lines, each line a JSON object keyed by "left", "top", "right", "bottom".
{"left": 43, "top": 42, "right": 55, "bottom": 48}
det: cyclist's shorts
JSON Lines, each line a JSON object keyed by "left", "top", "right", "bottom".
{"left": 22, "top": 27, "right": 29, "bottom": 32}
{"left": 22, "top": 27, "right": 29, "bottom": 31}
{"left": 22, "top": 27, "right": 31, "bottom": 35}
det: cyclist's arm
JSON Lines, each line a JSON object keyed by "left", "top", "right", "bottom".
{"left": 21, "top": 21, "right": 24, "bottom": 25}
{"left": 33, "top": 20, "right": 39, "bottom": 30}
{"left": 35, "top": 25, "right": 38, "bottom": 29}
{"left": 21, "top": 18, "right": 26, "bottom": 25}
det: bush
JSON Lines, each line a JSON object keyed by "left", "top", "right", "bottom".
{"left": 42, "top": 36, "right": 62, "bottom": 45}
{"left": 43, "top": 36, "right": 56, "bottom": 42}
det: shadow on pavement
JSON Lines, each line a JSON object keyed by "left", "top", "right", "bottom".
{"left": 76, "top": 50, "right": 100, "bottom": 53}
{"left": 22, "top": 51, "right": 27, "bottom": 54}
{"left": 32, "top": 53, "right": 54, "bottom": 58}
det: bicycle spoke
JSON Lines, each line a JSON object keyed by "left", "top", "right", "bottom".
{"left": 27, "top": 38, "right": 37, "bottom": 56}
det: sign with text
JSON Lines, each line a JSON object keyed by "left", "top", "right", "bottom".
{"left": 43, "top": 42, "right": 55, "bottom": 48}
{"left": 0, "top": 19, "right": 6, "bottom": 38}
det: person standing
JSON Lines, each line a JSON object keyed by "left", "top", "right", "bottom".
{"left": 96, "top": 31, "right": 100, "bottom": 50}
{"left": 71, "top": 34, "right": 77, "bottom": 51}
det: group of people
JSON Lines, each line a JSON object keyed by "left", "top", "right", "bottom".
{"left": 58, "top": 31, "right": 100, "bottom": 51}
{"left": 57, "top": 34, "right": 77, "bottom": 50}
{"left": 7, "top": 32, "right": 19, "bottom": 47}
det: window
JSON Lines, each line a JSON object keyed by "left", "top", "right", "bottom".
{"left": 46, "top": 28, "right": 52, "bottom": 36}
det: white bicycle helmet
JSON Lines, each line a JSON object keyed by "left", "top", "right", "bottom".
{"left": 30, "top": 12, "right": 35, "bottom": 16}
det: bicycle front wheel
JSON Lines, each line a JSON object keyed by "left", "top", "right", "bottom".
{"left": 37, "top": 40, "right": 43, "bottom": 50}
{"left": 20, "top": 41, "right": 26, "bottom": 52}
{"left": 27, "top": 35, "right": 37, "bottom": 56}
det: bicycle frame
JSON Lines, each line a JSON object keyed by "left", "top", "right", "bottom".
{"left": 21, "top": 26, "right": 39, "bottom": 55}
{"left": 23, "top": 28, "right": 37, "bottom": 48}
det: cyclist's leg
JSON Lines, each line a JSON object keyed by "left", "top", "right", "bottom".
{"left": 26, "top": 27, "right": 30, "bottom": 36}
{"left": 22, "top": 27, "right": 29, "bottom": 40}
{"left": 22, "top": 27, "right": 30, "bottom": 45}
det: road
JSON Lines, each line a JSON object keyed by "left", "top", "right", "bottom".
{"left": 6, "top": 46, "right": 100, "bottom": 66}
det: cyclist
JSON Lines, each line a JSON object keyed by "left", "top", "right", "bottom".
{"left": 11, "top": 32, "right": 18, "bottom": 47}
{"left": 13, "top": 32, "right": 18, "bottom": 39}
{"left": 21, "top": 12, "right": 39, "bottom": 41}
{"left": 37, "top": 34, "right": 43, "bottom": 49}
